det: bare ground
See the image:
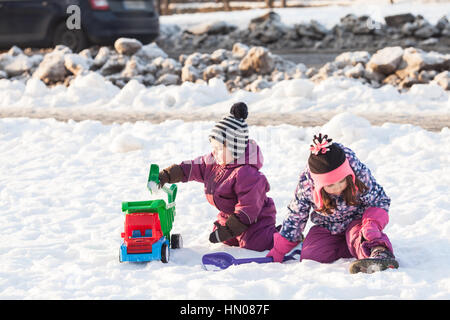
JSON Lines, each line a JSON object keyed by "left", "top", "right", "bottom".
{"left": 1, "top": 107, "right": 449, "bottom": 132}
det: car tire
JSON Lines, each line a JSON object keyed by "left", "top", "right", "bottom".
{"left": 171, "top": 234, "right": 183, "bottom": 249}
{"left": 161, "top": 243, "right": 169, "bottom": 263}
{"left": 53, "top": 22, "right": 89, "bottom": 52}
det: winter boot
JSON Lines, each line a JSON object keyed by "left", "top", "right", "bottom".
{"left": 349, "top": 247, "right": 399, "bottom": 274}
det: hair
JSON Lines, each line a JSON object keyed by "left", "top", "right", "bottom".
{"left": 317, "top": 175, "right": 368, "bottom": 215}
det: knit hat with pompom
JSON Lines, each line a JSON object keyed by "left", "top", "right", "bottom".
{"left": 209, "top": 102, "right": 249, "bottom": 159}
{"left": 307, "top": 134, "right": 357, "bottom": 209}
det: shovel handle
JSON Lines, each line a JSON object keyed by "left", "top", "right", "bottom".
{"left": 233, "top": 249, "right": 301, "bottom": 265}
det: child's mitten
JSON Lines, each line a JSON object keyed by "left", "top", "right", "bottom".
{"left": 266, "top": 232, "right": 300, "bottom": 263}
{"left": 209, "top": 215, "right": 248, "bottom": 243}
{"left": 361, "top": 207, "right": 389, "bottom": 241}
{"left": 158, "top": 164, "right": 185, "bottom": 187}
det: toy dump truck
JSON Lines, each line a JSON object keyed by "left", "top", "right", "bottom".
{"left": 119, "top": 164, "right": 182, "bottom": 263}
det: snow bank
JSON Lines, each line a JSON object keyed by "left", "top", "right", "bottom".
{"left": 0, "top": 113, "right": 449, "bottom": 299}
{"left": 0, "top": 74, "right": 448, "bottom": 115}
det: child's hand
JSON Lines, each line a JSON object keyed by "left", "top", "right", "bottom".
{"left": 266, "top": 232, "right": 300, "bottom": 263}
{"left": 158, "top": 164, "right": 185, "bottom": 188}
{"left": 209, "top": 215, "right": 248, "bottom": 243}
{"left": 209, "top": 222, "right": 234, "bottom": 243}
{"left": 158, "top": 170, "right": 170, "bottom": 188}
{"left": 361, "top": 207, "right": 389, "bottom": 241}
{"left": 267, "top": 247, "right": 286, "bottom": 263}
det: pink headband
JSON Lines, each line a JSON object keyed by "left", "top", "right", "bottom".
{"left": 309, "top": 158, "right": 356, "bottom": 209}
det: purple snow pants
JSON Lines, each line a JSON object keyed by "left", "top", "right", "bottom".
{"left": 300, "top": 218, "right": 394, "bottom": 263}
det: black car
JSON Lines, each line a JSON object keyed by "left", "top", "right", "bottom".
{"left": 0, "top": 0, "right": 159, "bottom": 52}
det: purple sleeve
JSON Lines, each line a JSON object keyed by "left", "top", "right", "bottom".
{"left": 233, "top": 166, "right": 269, "bottom": 225}
{"left": 179, "top": 153, "right": 214, "bottom": 183}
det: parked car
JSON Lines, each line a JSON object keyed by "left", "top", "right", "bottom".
{"left": 0, "top": 0, "right": 159, "bottom": 52}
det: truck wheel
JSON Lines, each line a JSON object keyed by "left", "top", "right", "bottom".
{"left": 161, "top": 243, "right": 170, "bottom": 263}
{"left": 53, "top": 22, "right": 89, "bottom": 52}
{"left": 171, "top": 234, "right": 183, "bottom": 249}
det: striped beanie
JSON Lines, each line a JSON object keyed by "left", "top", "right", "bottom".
{"left": 209, "top": 102, "right": 249, "bottom": 159}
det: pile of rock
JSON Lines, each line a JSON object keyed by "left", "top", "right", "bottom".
{"left": 156, "top": 12, "right": 450, "bottom": 52}
{"left": 1, "top": 38, "right": 448, "bottom": 93}
{"left": 0, "top": 38, "right": 306, "bottom": 92}
{"left": 309, "top": 46, "right": 450, "bottom": 90}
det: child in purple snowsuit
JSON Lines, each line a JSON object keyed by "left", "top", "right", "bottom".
{"left": 267, "top": 134, "right": 399, "bottom": 273}
{"left": 158, "top": 102, "right": 278, "bottom": 252}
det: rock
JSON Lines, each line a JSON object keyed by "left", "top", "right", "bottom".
{"left": 99, "top": 55, "right": 127, "bottom": 76}
{"left": 4, "top": 53, "right": 41, "bottom": 77}
{"left": 364, "top": 69, "right": 386, "bottom": 83}
{"left": 249, "top": 11, "right": 281, "bottom": 26}
{"left": 186, "top": 21, "right": 237, "bottom": 35}
{"left": 232, "top": 43, "right": 249, "bottom": 59}
{"left": 367, "top": 46, "right": 404, "bottom": 75}
{"left": 184, "top": 52, "right": 202, "bottom": 67}
{"left": 414, "top": 23, "right": 439, "bottom": 38}
{"left": 436, "top": 16, "right": 449, "bottom": 30}
{"left": 384, "top": 13, "right": 415, "bottom": 28}
{"left": 420, "top": 38, "right": 439, "bottom": 46}
{"left": 399, "top": 71, "right": 425, "bottom": 89}
{"left": 344, "top": 63, "right": 365, "bottom": 78}
{"left": 247, "top": 78, "right": 272, "bottom": 92}
{"left": 401, "top": 21, "right": 420, "bottom": 36}
{"left": 0, "top": 52, "right": 11, "bottom": 71}
{"left": 135, "top": 43, "right": 168, "bottom": 62}
{"left": 33, "top": 50, "right": 68, "bottom": 84}
{"left": 156, "top": 58, "right": 182, "bottom": 78}
{"left": 64, "top": 53, "right": 92, "bottom": 76}
{"left": 210, "top": 48, "right": 231, "bottom": 64}
{"left": 78, "top": 48, "right": 94, "bottom": 60}
{"left": 433, "top": 71, "right": 450, "bottom": 90}
{"left": 271, "top": 54, "right": 296, "bottom": 73}
{"left": 220, "top": 59, "right": 240, "bottom": 77}
{"left": 121, "top": 57, "right": 144, "bottom": 78}
{"left": 92, "top": 47, "right": 111, "bottom": 69}
{"left": 239, "top": 46, "right": 275, "bottom": 76}
{"left": 295, "top": 22, "right": 326, "bottom": 40}
{"left": 402, "top": 47, "right": 450, "bottom": 72}
{"left": 310, "top": 20, "right": 329, "bottom": 36}
{"left": 382, "top": 74, "right": 401, "bottom": 87}
{"left": 0, "top": 70, "right": 7, "bottom": 79}
{"left": 252, "top": 21, "right": 288, "bottom": 43}
{"left": 142, "top": 73, "right": 156, "bottom": 86}
{"left": 305, "top": 67, "right": 317, "bottom": 78}
{"left": 181, "top": 65, "right": 201, "bottom": 82}
{"left": 335, "top": 51, "right": 371, "bottom": 66}
{"left": 249, "top": 11, "right": 288, "bottom": 44}
{"left": 114, "top": 38, "right": 143, "bottom": 55}
{"left": 7, "top": 46, "right": 23, "bottom": 57}
{"left": 340, "top": 14, "right": 359, "bottom": 32}
{"left": 418, "top": 69, "right": 437, "bottom": 82}
{"left": 203, "top": 64, "right": 225, "bottom": 81}
{"left": 339, "top": 14, "right": 374, "bottom": 34}
{"left": 156, "top": 73, "right": 179, "bottom": 86}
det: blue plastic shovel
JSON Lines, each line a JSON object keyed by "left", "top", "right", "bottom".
{"left": 202, "top": 249, "right": 302, "bottom": 271}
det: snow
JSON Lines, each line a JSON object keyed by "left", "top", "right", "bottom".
{"left": 161, "top": 0, "right": 450, "bottom": 30}
{"left": 0, "top": 0, "right": 449, "bottom": 300}
{"left": 0, "top": 74, "right": 448, "bottom": 115}
{"left": 0, "top": 113, "right": 449, "bottom": 299}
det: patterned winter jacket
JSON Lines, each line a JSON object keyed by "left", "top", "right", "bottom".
{"left": 280, "top": 143, "right": 391, "bottom": 242}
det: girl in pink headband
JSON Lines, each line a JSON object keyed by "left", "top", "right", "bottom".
{"left": 267, "top": 134, "right": 399, "bottom": 274}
